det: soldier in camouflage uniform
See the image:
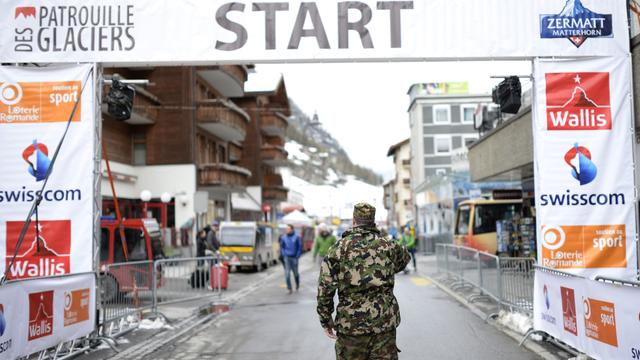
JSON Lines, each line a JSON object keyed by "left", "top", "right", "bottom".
{"left": 317, "top": 202, "right": 411, "bottom": 360}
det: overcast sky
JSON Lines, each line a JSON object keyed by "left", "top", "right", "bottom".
{"left": 257, "top": 61, "right": 532, "bottom": 180}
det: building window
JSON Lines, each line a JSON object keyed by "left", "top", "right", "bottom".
{"left": 460, "top": 104, "right": 476, "bottom": 124}
{"left": 434, "top": 136, "right": 451, "bottom": 155}
{"left": 433, "top": 105, "right": 451, "bottom": 124}
{"left": 132, "top": 133, "right": 146, "bottom": 165}
{"left": 435, "top": 168, "right": 447, "bottom": 176}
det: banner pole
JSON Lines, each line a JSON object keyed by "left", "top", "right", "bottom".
{"left": 94, "top": 64, "right": 103, "bottom": 302}
{"left": 626, "top": 52, "right": 640, "bottom": 280}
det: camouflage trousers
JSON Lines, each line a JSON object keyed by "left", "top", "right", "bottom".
{"left": 335, "top": 329, "right": 399, "bottom": 360}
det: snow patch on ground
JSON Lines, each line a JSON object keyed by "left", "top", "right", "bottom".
{"left": 138, "top": 318, "right": 175, "bottom": 331}
{"left": 285, "top": 141, "right": 310, "bottom": 162}
{"left": 497, "top": 310, "right": 533, "bottom": 336}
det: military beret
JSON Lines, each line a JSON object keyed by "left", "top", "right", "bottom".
{"left": 353, "top": 202, "right": 376, "bottom": 223}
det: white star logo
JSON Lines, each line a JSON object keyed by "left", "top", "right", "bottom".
{"left": 574, "top": 74, "right": 581, "bottom": 84}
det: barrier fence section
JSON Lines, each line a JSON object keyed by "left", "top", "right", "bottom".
{"left": 153, "top": 256, "right": 223, "bottom": 311}
{"left": 100, "top": 260, "right": 156, "bottom": 337}
{"left": 435, "top": 244, "right": 534, "bottom": 316}
{"left": 99, "top": 256, "right": 223, "bottom": 338}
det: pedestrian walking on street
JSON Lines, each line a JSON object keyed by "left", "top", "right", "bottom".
{"left": 399, "top": 227, "right": 417, "bottom": 273}
{"left": 317, "top": 203, "right": 410, "bottom": 360}
{"left": 206, "top": 223, "right": 221, "bottom": 251}
{"left": 280, "top": 224, "right": 302, "bottom": 294}
{"left": 312, "top": 223, "right": 337, "bottom": 266}
{"left": 196, "top": 228, "right": 215, "bottom": 262}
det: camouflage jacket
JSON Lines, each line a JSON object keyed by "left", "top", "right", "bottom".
{"left": 316, "top": 225, "right": 411, "bottom": 336}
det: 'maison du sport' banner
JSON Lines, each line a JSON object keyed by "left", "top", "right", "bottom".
{"left": 0, "top": 64, "right": 95, "bottom": 280}
{"left": 534, "top": 270, "right": 640, "bottom": 360}
{"left": 0, "top": 0, "right": 631, "bottom": 64}
{"left": 532, "top": 57, "right": 637, "bottom": 280}
{"left": 0, "top": 273, "right": 96, "bottom": 359}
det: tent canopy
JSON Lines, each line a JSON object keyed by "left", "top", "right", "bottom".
{"left": 282, "top": 210, "right": 312, "bottom": 226}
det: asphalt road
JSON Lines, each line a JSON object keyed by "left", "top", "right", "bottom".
{"left": 141, "top": 255, "right": 541, "bottom": 360}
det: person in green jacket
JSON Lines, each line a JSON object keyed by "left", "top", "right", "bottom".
{"left": 313, "top": 223, "right": 337, "bottom": 265}
{"left": 399, "top": 227, "right": 417, "bottom": 273}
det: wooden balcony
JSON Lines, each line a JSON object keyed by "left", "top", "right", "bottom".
{"left": 261, "top": 145, "right": 288, "bottom": 167}
{"left": 198, "top": 163, "right": 251, "bottom": 189}
{"left": 263, "top": 135, "right": 285, "bottom": 148}
{"left": 263, "top": 186, "right": 288, "bottom": 202}
{"left": 196, "top": 99, "right": 249, "bottom": 142}
{"left": 263, "top": 173, "right": 284, "bottom": 188}
{"left": 260, "top": 112, "right": 288, "bottom": 138}
{"left": 197, "top": 65, "right": 247, "bottom": 97}
{"left": 228, "top": 142, "right": 243, "bottom": 162}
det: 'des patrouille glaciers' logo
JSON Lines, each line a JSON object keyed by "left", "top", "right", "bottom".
{"left": 12, "top": 4, "right": 136, "bottom": 53}
{"left": 540, "top": 0, "right": 613, "bottom": 48}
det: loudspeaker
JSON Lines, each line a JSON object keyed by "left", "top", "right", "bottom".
{"left": 492, "top": 76, "right": 521, "bottom": 114}
{"left": 106, "top": 79, "right": 136, "bottom": 121}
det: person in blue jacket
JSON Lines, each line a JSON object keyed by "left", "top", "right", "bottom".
{"left": 280, "top": 224, "right": 303, "bottom": 294}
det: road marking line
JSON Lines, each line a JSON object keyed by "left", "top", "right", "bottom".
{"left": 410, "top": 277, "right": 432, "bottom": 286}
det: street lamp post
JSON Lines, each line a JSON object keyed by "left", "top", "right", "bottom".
{"left": 140, "top": 189, "right": 152, "bottom": 218}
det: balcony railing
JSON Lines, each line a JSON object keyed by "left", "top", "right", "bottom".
{"left": 196, "top": 99, "right": 250, "bottom": 142}
{"left": 260, "top": 112, "right": 288, "bottom": 137}
{"left": 261, "top": 145, "right": 288, "bottom": 166}
{"left": 263, "top": 173, "right": 284, "bottom": 187}
{"left": 197, "top": 65, "right": 248, "bottom": 97}
{"left": 198, "top": 163, "right": 251, "bottom": 187}
{"left": 264, "top": 135, "right": 285, "bottom": 148}
{"left": 263, "top": 186, "right": 288, "bottom": 202}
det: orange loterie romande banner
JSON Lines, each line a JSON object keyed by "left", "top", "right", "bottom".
{"left": 0, "top": 81, "right": 81, "bottom": 124}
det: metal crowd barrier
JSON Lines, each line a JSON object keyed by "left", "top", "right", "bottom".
{"left": 436, "top": 244, "right": 535, "bottom": 316}
{"left": 99, "top": 255, "right": 223, "bottom": 338}
{"left": 498, "top": 257, "right": 535, "bottom": 316}
{"left": 100, "top": 260, "right": 155, "bottom": 337}
{"left": 153, "top": 256, "right": 223, "bottom": 311}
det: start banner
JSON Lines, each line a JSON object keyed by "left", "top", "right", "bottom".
{"left": 534, "top": 269, "right": 640, "bottom": 360}
{"left": 532, "top": 57, "right": 638, "bottom": 279}
{"left": 0, "top": 273, "right": 96, "bottom": 359}
{"left": 0, "top": 64, "right": 95, "bottom": 280}
{"left": 0, "top": 0, "right": 631, "bottom": 64}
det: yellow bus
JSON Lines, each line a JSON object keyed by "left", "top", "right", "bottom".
{"left": 219, "top": 222, "right": 275, "bottom": 271}
{"left": 454, "top": 198, "right": 522, "bottom": 255}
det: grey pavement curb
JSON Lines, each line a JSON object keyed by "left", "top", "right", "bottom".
{"left": 420, "top": 272, "right": 563, "bottom": 360}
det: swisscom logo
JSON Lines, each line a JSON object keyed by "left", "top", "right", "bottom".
{"left": 546, "top": 72, "right": 611, "bottom": 130}
{"left": 564, "top": 143, "right": 597, "bottom": 186}
{"left": 539, "top": 142, "right": 624, "bottom": 208}
{"left": 23, "top": 140, "right": 50, "bottom": 182}
{"left": 540, "top": 0, "right": 613, "bottom": 48}
{"left": 541, "top": 285, "right": 557, "bottom": 325}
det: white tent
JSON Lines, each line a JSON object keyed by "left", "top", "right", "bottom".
{"left": 282, "top": 210, "right": 312, "bottom": 226}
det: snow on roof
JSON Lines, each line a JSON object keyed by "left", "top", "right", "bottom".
{"left": 244, "top": 71, "right": 282, "bottom": 93}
